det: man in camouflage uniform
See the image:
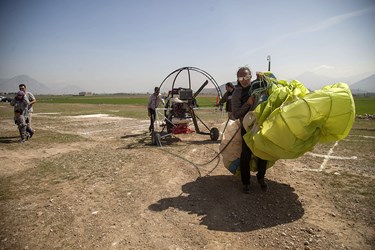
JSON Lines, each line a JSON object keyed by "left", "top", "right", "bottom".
{"left": 19, "top": 83, "right": 36, "bottom": 126}
{"left": 10, "top": 91, "right": 33, "bottom": 143}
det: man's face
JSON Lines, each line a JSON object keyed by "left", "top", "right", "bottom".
{"left": 237, "top": 69, "right": 252, "bottom": 88}
{"left": 19, "top": 86, "right": 26, "bottom": 91}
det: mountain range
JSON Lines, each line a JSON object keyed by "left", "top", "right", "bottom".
{"left": 293, "top": 71, "right": 375, "bottom": 93}
{"left": 0, "top": 72, "right": 374, "bottom": 95}
{"left": 0, "top": 75, "right": 85, "bottom": 95}
{"left": 349, "top": 74, "right": 375, "bottom": 94}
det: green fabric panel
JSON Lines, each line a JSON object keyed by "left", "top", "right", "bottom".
{"left": 244, "top": 76, "right": 355, "bottom": 162}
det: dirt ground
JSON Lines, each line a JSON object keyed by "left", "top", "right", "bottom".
{"left": 0, "top": 111, "right": 374, "bottom": 250}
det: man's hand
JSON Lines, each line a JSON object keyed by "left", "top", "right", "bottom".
{"left": 246, "top": 96, "right": 255, "bottom": 106}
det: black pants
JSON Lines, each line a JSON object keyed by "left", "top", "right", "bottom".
{"left": 148, "top": 108, "right": 156, "bottom": 132}
{"left": 240, "top": 126, "right": 267, "bottom": 185}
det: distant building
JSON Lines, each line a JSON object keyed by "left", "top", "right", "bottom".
{"left": 79, "top": 92, "right": 93, "bottom": 96}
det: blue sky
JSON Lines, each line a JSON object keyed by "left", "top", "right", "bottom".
{"left": 1, "top": 0, "right": 374, "bottom": 93}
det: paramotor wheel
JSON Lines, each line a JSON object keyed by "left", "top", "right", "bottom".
{"left": 210, "top": 127, "right": 219, "bottom": 141}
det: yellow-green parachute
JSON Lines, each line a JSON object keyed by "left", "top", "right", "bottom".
{"left": 220, "top": 72, "right": 355, "bottom": 174}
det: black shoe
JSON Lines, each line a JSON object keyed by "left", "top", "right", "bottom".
{"left": 29, "top": 130, "right": 34, "bottom": 139}
{"left": 243, "top": 184, "right": 250, "bottom": 194}
{"left": 258, "top": 178, "right": 268, "bottom": 191}
{"left": 26, "top": 127, "right": 34, "bottom": 138}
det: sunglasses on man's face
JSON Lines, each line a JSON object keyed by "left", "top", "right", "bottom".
{"left": 237, "top": 75, "right": 251, "bottom": 81}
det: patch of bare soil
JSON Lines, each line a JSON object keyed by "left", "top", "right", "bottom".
{"left": 0, "top": 114, "right": 374, "bottom": 249}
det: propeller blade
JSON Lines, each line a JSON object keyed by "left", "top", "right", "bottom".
{"left": 193, "top": 80, "right": 209, "bottom": 99}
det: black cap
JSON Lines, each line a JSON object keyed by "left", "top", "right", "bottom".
{"left": 225, "top": 82, "right": 234, "bottom": 88}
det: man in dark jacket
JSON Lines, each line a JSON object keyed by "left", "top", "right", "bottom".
{"left": 231, "top": 67, "right": 268, "bottom": 193}
{"left": 218, "top": 82, "right": 235, "bottom": 119}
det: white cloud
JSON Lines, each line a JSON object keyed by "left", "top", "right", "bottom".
{"left": 244, "top": 5, "right": 375, "bottom": 56}
{"left": 313, "top": 65, "right": 335, "bottom": 71}
{"left": 301, "top": 5, "right": 375, "bottom": 33}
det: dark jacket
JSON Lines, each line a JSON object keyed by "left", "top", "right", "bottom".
{"left": 219, "top": 89, "right": 234, "bottom": 112}
{"left": 231, "top": 84, "right": 251, "bottom": 122}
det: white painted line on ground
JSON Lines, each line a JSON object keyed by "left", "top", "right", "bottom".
{"left": 33, "top": 112, "right": 62, "bottom": 116}
{"left": 296, "top": 141, "right": 357, "bottom": 172}
{"left": 348, "top": 135, "right": 375, "bottom": 139}
{"left": 318, "top": 141, "right": 338, "bottom": 171}
{"left": 305, "top": 152, "right": 357, "bottom": 160}
{"left": 293, "top": 167, "right": 323, "bottom": 172}
{"left": 68, "top": 114, "right": 134, "bottom": 119}
{"left": 343, "top": 139, "right": 372, "bottom": 142}
{"left": 79, "top": 123, "right": 148, "bottom": 135}
{"left": 80, "top": 129, "right": 113, "bottom": 135}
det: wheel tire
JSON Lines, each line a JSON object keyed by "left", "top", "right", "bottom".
{"left": 210, "top": 127, "right": 219, "bottom": 141}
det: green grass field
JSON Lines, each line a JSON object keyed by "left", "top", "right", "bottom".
{"left": 353, "top": 97, "right": 375, "bottom": 115}
{"left": 34, "top": 95, "right": 375, "bottom": 115}
{"left": 1, "top": 95, "right": 374, "bottom": 118}
{"left": 36, "top": 94, "right": 219, "bottom": 107}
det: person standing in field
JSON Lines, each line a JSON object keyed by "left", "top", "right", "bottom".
{"left": 19, "top": 84, "right": 36, "bottom": 133}
{"left": 148, "top": 87, "right": 164, "bottom": 132}
{"left": 10, "top": 91, "right": 33, "bottom": 143}
{"left": 217, "top": 82, "right": 235, "bottom": 119}
{"left": 231, "top": 66, "right": 268, "bottom": 193}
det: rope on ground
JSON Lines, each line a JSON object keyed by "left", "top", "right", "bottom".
{"left": 155, "top": 125, "right": 240, "bottom": 178}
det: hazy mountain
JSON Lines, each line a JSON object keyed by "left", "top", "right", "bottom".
{"left": 292, "top": 71, "right": 375, "bottom": 92}
{"left": 0, "top": 75, "right": 53, "bottom": 94}
{"left": 1, "top": 73, "right": 374, "bottom": 95}
{"left": 350, "top": 74, "right": 375, "bottom": 94}
{"left": 294, "top": 71, "right": 337, "bottom": 90}
{"left": 204, "top": 72, "right": 375, "bottom": 95}
{"left": 339, "top": 72, "right": 374, "bottom": 86}
{"left": 0, "top": 75, "right": 86, "bottom": 95}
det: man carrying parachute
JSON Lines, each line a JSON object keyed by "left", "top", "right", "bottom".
{"left": 230, "top": 67, "right": 269, "bottom": 194}
{"left": 220, "top": 69, "right": 355, "bottom": 193}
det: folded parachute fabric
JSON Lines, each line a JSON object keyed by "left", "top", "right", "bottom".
{"left": 219, "top": 119, "right": 242, "bottom": 176}
{"left": 220, "top": 114, "right": 274, "bottom": 175}
{"left": 245, "top": 81, "right": 355, "bottom": 162}
{"left": 220, "top": 73, "right": 355, "bottom": 176}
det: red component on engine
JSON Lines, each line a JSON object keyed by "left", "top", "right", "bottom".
{"left": 172, "top": 124, "right": 194, "bottom": 134}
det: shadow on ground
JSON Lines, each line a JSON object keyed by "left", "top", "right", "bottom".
{"left": 119, "top": 132, "right": 183, "bottom": 149}
{"left": 120, "top": 132, "right": 149, "bottom": 139}
{"left": 149, "top": 175, "right": 304, "bottom": 232}
{"left": 119, "top": 129, "right": 225, "bottom": 150}
{"left": 0, "top": 136, "right": 20, "bottom": 144}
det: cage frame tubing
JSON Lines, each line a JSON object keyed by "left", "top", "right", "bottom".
{"left": 158, "top": 66, "right": 223, "bottom": 99}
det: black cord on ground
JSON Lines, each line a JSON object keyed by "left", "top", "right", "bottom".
{"left": 156, "top": 122, "right": 240, "bottom": 177}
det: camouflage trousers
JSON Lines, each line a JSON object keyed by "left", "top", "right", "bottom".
{"left": 15, "top": 115, "right": 32, "bottom": 141}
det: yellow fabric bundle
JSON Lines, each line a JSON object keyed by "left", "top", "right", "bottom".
{"left": 220, "top": 74, "right": 355, "bottom": 174}
{"left": 245, "top": 82, "right": 355, "bottom": 161}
